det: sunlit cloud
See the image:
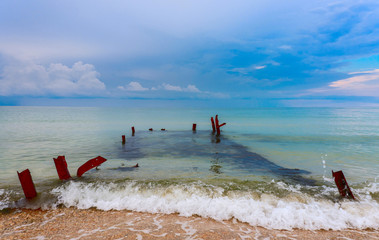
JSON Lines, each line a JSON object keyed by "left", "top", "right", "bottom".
{"left": 0, "top": 60, "right": 106, "bottom": 96}
{"left": 229, "top": 65, "right": 267, "bottom": 75}
{"left": 306, "top": 69, "right": 379, "bottom": 97}
{"left": 161, "top": 83, "right": 200, "bottom": 92}
{"left": 118, "top": 81, "right": 149, "bottom": 91}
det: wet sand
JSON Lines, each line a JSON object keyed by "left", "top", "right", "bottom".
{"left": 1, "top": 208, "right": 378, "bottom": 240}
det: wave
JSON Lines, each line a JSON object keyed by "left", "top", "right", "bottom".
{"left": 43, "top": 180, "right": 379, "bottom": 230}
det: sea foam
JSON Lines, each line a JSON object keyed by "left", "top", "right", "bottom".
{"left": 50, "top": 180, "right": 379, "bottom": 230}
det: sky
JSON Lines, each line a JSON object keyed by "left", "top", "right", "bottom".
{"left": 1, "top": 0, "right": 379, "bottom": 107}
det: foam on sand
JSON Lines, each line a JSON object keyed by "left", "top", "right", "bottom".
{"left": 49, "top": 180, "right": 379, "bottom": 230}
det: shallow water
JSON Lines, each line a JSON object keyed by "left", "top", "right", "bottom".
{"left": 1, "top": 106, "right": 379, "bottom": 230}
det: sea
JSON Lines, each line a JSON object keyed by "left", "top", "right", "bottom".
{"left": 0, "top": 106, "right": 378, "bottom": 230}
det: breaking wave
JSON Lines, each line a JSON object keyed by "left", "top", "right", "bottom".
{"left": 46, "top": 180, "right": 379, "bottom": 230}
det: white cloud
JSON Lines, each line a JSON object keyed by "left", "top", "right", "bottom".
{"left": 161, "top": 83, "right": 201, "bottom": 92}
{"left": 279, "top": 45, "right": 292, "bottom": 50}
{"left": 0, "top": 61, "right": 106, "bottom": 96}
{"left": 230, "top": 65, "right": 267, "bottom": 75}
{"left": 329, "top": 69, "right": 379, "bottom": 88}
{"left": 185, "top": 84, "right": 201, "bottom": 93}
{"left": 118, "top": 81, "right": 149, "bottom": 91}
{"left": 254, "top": 66, "right": 266, "bottom": 70}
{"left": 328, "top": 69, "right": 379, "bottom": 96}
{"left": 306, "top": 69, "right": 379, "bottom": 97}
{"left": 162, "top": 83, "right": 182, "bottom": 91}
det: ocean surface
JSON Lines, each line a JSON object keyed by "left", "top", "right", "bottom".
{"left": 0, "top": 106, "right": 378, "bottom": 230}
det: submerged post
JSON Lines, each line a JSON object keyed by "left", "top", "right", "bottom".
{"left": 17, "top": 169, "right": 37, "bottom": 199}
{"left": 211, "top": 117, "right": 215, "bottom": 133}
{"left": 122, "top": 135, "right": 126, "bottom": 144}
{"left": 214, "top": 115, "right": 226, "bottom": 136}
{"left": 53, "top": 156, "right": 71, "bottom": 180}
{"left": 332, "top": 170, "right": 355, "bottom": 200}
{"left": 215, "top": 115, "right": 220, "bottom": 135}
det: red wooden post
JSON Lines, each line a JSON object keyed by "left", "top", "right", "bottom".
{"left": 211, "top": 117, "right": 215, "bottom": 133}
{"left": 131, "top": 126, "right": 135, "bottom": 136}
{"left": 122, "top": 135, "right": 126, "bottom": 144}
{"left": 17, "top": 169, "right": 37, "bottom": 199}
{"left": 53, "top": 156, "right": 71, "bottom": 180}
{"left": 332, "top": 170, "right": 355, "bottom": 200}
{"left": 215, "top": 115, "right": 221, "bottom": 136}
{"left": 192, "top": 123, "right": 197, "bottom": 131}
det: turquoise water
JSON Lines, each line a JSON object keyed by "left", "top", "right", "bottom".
{"left": 1, "top": 107, "right": 379, "bottom": 230}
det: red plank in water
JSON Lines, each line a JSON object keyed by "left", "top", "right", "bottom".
{"left": 131, "top": 126, "right": 135, "bottom": 136}
{"left": 53, "top": 156, "right": 71, "bottom": 180}
{"left": 332, "top": 170, "right": 355, "bottom": 200}
{"left": 192, "top": 123, "right": 197, "bottom": 131}
{"left": 17, "top": 169, "right": 37, "bottom": 199}
{"left": 77, "top": 156, "right": 107, "bottom": 177}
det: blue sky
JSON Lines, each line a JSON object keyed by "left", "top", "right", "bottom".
{"left": 1, "top": 0, "right": 379, "bottom": 107}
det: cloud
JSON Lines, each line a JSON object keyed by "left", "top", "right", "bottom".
{"left": 329, "top": 69, "right": 379, "bottom": 88}
{"left": 229, "top": 65, "right": 267, "bottom": 75}
{"left": 306, "top": 69, "right": 379, "bottom": 97}
{"left": 161, "top": 83, "right": 200, "bottom": 92}
{"left": 162, "top": 83, "right": 182, "bottom": 91}
{"left": 0, "top": 60, "right": 106, "bottom": 96}
{"left": 118, "top": 81, "right": 149, "bottom": 91}
{"left": 279, "top": 45, "right": 292, "bottom": 50}
{"left": 114, "top": 81, "right": 227, "bottom": 99}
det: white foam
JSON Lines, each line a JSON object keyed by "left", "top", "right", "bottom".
{"left": 0, "top": 189, "right": 11, "bottom": 210}
{"left": 51, "top": 181, "right": 379, "bottom": 230}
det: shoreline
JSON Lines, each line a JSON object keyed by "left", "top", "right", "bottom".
{"left": 1, "top": 208, "right": 378, "bottom": 239}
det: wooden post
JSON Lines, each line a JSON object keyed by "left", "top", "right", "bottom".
{"left": 17, "top": 169, "right": 37, "bottom": 199}
{"left": 211, "top": 117, "right": 215, "bottom": 133}
{"left": 332, "top": 170, "right": 355, "bottom": 200}
{"left": 215, "top": 115, "right": 220, "bottom": 136}
{"left": 53, "top": 156, "right": 71, "bottom": 180}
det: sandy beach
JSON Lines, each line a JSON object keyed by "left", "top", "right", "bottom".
{"left": 1, "top": 208, "right": 378, "bottom": 240}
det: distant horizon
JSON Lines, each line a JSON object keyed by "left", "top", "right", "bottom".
{"left": 1, "top": 1, "right": 379, "bottom": 107}
{"left": 1, "top": 97, "right": 379, "bottom": 108}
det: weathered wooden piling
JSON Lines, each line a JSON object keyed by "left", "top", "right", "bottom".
{"left": 131, "top": 126, "right": 135, "bottom": 136}
{"left": 211, "top": 117, "right": 216, "bottom": 133}
{"left": 332, "top": 170, "right": 355, "bottom": 200}
{"left": 17, "top": 169, "right": 37, "bottom": 199}
{"left": 53, "top": 156, "right": 71, "bottom": 180}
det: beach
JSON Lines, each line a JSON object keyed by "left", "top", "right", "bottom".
{"left": 1, "top": 208, "right": 379, "bottom": 240}
{"left": 1, "top": 107, "right": 379, "bottom": 237}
